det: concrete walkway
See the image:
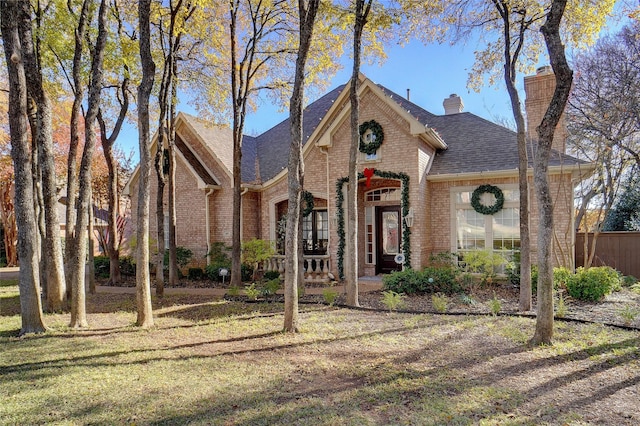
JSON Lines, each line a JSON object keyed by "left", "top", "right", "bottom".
{"left": 0, "top": 267, "right": 383, "bottom": 296}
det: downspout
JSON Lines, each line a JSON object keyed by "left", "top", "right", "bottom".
{"left": 321, "top": 146, "right": 330, "bottom": 230}
{"left": 205, "top": 187, "right": 214, "bottom": 265}
{"left": 240, "top": 186, "right": 249, "bottom": 241}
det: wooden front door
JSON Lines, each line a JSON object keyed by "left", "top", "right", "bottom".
{"left": 376, "top": 205, "right": 402, "bottom": 274}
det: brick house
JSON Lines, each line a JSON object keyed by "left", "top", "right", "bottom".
{"left": 126, "top": 70, "right": 590, "bottom": 281}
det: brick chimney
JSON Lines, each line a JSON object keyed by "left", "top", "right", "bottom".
{"left": 524, "top": 66, "right": 568, "bottom": 153}
{"left": 443, "top": 93, "right": 464, "bottom": 115}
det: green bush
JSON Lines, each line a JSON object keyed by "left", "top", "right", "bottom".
{"left": 241, "top": 239, "right": 276, "bottom": 281}
{"left": 187, "top": 268, "right": 204, "bottom": 280}
{"left": 382, "top": 269, "right": 425, "bottom": 294}
{"left": 164, "top": 246, "right": 193, "bottom": 270}
{"left": 263, "top": 270, "right": 281, "bottom": 281}
{"left": 383, "top": 267, "right": 462, "bottom": 295}
{"left": 205, "top": 262, "right": 231, "bottom": 282}
{"left": 553, "top": 267, "right": 573, "bottom": 289}
{"left": 120, "top": 256, "right": 136, "bottom": 276}
{"left": 623, "top": 275, "right": 639, "bottom": 287}
{"left": 423, "top": 267, "right": 461, "bottom": 294}
{"left": 565, "top": 266, "right": 620, "bottom": 302}
{"left": 208, "top": 242, "right": 231, "bottom": 264}
{"left": 462, "top": 249, "right": 506, "bottom": 280}
{"left": 93, "top": 256, "right": 110, "bottom": 278}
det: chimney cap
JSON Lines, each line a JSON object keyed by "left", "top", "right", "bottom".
{"left": 443, "top": 93, "right": 464, "bottom": 115}
{"left": 537, "top": 65, "right": 552, "bottom": 75}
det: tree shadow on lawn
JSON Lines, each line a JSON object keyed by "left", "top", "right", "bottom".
{"left": 116, "top": 334, "right": 640, "bottom": 425}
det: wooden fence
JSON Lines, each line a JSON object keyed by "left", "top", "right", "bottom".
{"left": 575, "top": 232, "right": 640, "bottom": 278}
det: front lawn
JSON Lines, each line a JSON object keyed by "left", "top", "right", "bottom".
{"left": 1, "top": 284, "right": 639, "bottom": 425}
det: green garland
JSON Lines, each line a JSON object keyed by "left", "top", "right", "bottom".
{"left": 471, "top": 184, "right": 504, "bottom": 215}
{"left": 301, "top": 190, "right": 314, "bottom": 217}
{"left": 358, "top": 120, "right": 384, "bottom": 155}
{"left": 335, "top": 170, "right": 410, "bottom": 280}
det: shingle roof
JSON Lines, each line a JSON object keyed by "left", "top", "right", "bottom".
{"left": 252, "top": 85, "right": 345, "bottom": 182}
{"left": 180, "top": 79, "right": 585, "bottom": 185}
{"left": 378, "top": 85, "right": 586, "bottom": 175}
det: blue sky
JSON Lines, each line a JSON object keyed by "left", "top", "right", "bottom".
{"left": 244, "top": 39, "right": 515, "bottom": 136}
{"left": 117, "top": 8, "right": 630, "bottom": 161}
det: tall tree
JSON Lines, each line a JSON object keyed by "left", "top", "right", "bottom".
{"left": 1, "top": 0, "right": 47, "bottom": 334}
{"left": 20, "top": 0, "right": 67, "bottom": 313}
{"left": 227, "top": 0, "right": 293, "bottom": 288}
{"left": 490, "top": 0, "right": 540, "bottom": 312}
{"left": 68, "top": 0, "right": 108, "bottom": 328}
{"left": 284, "top": 0, "right": 321, "bottom": 333}
{"left": 530, "top": 0, "right": 573, "bottom": 346}
{"left": 345, "top": 0, "right": 372, "bottom": 307}
{"left": 95, "top": 0, "right": 134, "bottom": 286}
{"left": 65, "top": 0, "right": 92, "bottom": 297}
{"left": 136, "top": 0, "right": 156, "bottom": 328}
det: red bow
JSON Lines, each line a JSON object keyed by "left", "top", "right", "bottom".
{"left": 363, "top": 168, "right": 375, "bottom": 187}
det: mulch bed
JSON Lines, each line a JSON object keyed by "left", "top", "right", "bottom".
{"left": 99, "top": 275, "right": 640, "bottom": 329}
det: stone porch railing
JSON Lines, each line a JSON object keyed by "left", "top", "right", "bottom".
{"left": 264, "top": 254, "right": 331, "bottom": 284}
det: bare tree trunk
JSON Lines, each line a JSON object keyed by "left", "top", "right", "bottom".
{"left": 345, "top": 0, "right": 372, "bottom": 307}
{"left": 136, "top": 0, "right": 156, "bottom": 328}
{"left": 154, "top": 150, "right": 166, "bottom": 295}
{"left": 168, "top": 63, "right": 179, "bottom": 286}
{"left": 284, "top": 0, "right": 321, "bottom": 332}
{"left": 1, "top": 1, "right": 47, "bottom": 335}
{"left": 69, "top": 0, "right": 107, "bottom": 329}
{"left": 492, "top": 1, "right": 532, "bottom": 311}
{"left": 530, "top": 0, "right": 573, "bottom": 346}
{"left": 88, "top": 193, "right": 96, "bottom": 294}
{"left": 66, "top": 0, "right": 92, "bottom": 299}
{"left": 96, "top": 75, "right": 129, "bottom": 286}
{"left": 19, "top": 3, "right": 67, "bottom": 312}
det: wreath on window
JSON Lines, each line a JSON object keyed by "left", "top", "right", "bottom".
{"left": 301, "top": 190, "right": 314, "bottom": 217}
{"left": 471, "top": 184, "right": 504, "bottom": 215}
{"left": 358, "top": 120, "right": 384, "bottom": 155}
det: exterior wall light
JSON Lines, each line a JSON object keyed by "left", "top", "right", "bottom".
{"left": 404, "top": 207, "right": 415, "bottom": 228}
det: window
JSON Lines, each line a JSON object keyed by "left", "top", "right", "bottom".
{"left": 363, "top": 130, "right": 379, "bottom": 161}
{"left": 302, "top": 210, "right": 328, "bottom": 255}
{"left": 453, "top": 187, "right": 520, "bottom": 257}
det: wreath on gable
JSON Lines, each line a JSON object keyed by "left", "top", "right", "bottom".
{"left": 471, "top": 184, "right": 504, "bottom": 215}
{"left": 358, "top": 120, "right": 384, "bottom": 155}
{"left": 301, "top": 190, "right": 314, "bottom": 217}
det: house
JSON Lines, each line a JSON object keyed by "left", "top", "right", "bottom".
{"left": 125, "top": 70, "right": 591, "bottom": 282}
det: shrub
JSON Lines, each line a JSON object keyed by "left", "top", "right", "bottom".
{"left": 94, "top": 256, "right": 110, "bottom": 278}
{"left": 428, "top": 251, "right": 458, "bottom": 269}
{"left": 208, "top": 242, "right": 231, "bottom": 264}
{"left": 323, "top": 288, "right": 338, "bottom": 305}
{"left": 431, "top": 293, "right": 448, "bottom": 313}
{"left": 120, "top": 256, "right": 136, "bottom": 276}
{"left": 422, "top": 267, "right": 461, "bottom": 294}
{"left": 553, "top": 266, "right": 573, "bottom": 289}
{"left": 382, "top": 269, "right": 425, "bottom": 294}
{"left": 261, "top": 278, "right": 281, "bottom": 298}
{"left": 622, "top": 275, "right": 638, "bottom": 288}
{"left": 241, "top": 239, "right": 276, "bottom": 281}
{"left": 187, "top": 268, "right": 204, "bottom": 280}
{"left": 463, "top": 249, "right": 506, "bottom": 282}
{"left": 244, "top": 283, "right": 261, "bottom": 300}
{"left": 565, "top": 266, "right": 620, "bottom": 302}
{"left": 506, "top": 252, "right": 538, "bottom": 293}
{"left": 205, "top": 262, "right": 231, "bottom": 282}
{"left": 382, "top": 267, "right": 462, "bottom": 295}
{"left": 164, "top": 246, "right": 193, "bottom": 270}
{"left": 382, "top": 290, "right": 405, "bottom": 311}
{"left": 263, "top": 270, "right": 281, "bottom": 281}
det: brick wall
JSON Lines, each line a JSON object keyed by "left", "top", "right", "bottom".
{"left": 524, "top": 68, "right": 568, "bottom": 153}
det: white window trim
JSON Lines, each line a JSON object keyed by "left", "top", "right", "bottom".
{"left": 449, "top": 184, "right": 520, "bottom": 254}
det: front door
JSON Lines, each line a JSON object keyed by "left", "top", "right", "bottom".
{"left": 376, "top": 205, "right": 402, "bottom": 274}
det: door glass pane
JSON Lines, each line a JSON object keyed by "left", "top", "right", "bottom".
{"left": 382, "top": 211, "right": 399, "bottom": 255}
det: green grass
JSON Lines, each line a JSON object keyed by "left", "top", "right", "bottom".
{"left": 1, "top": 286, "right": 640, "bottom": 425}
